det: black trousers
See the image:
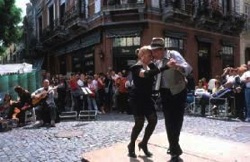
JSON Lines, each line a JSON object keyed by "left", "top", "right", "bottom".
{"left": 234, "top": 91, "right": 245, "bottom": 120}
{"left": 160, "top": 88, "right": 187, "bottom": 156}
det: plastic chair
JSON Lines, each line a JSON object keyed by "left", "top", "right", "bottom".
{"left": 209, "top": 98, "right": 228, "bottom": 117}
{"left": 78, "top": 110, "right": 97, "bottom": 120}
{"left": 25, "top": 108, "right": 36, "bottom": 123}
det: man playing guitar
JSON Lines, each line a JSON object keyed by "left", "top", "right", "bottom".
{"left": 31, "top": 79, "right": 57, "bottom": 127}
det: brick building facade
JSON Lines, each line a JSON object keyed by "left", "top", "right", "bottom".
{"left": 24, "top": 0, "right": 246, "bottom": 82}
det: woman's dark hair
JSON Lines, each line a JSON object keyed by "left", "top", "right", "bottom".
{"left": 14, "top": 85, "right": 24, "bottom": 94}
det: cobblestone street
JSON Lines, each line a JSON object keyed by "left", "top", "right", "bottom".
{"left": 0, "top": 112, "right": 250, "bottom": 162}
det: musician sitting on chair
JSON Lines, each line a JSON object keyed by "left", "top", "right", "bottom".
{"left": 0, "top": 93, "right": 13, "bottom": 119}
{"left": 31, "top": 79, "right": 57, "bottom": 127}
{"left": 8, "top": 86, "right": 32, "bottom": 126}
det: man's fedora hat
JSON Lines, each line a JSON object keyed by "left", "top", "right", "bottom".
{"left": 150, "top": 37, "right": 165, "bottom": 50}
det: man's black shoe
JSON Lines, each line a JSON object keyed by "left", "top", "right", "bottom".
{"left": 81, "top": 157, "right": 90, "bottom": 162}
{"left": 170, "top": 155, "right": 179, "bottom": 162}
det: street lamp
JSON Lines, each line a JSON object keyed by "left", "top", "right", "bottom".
{"left": 99, "top": 50, "right": 104, "bottom": 60}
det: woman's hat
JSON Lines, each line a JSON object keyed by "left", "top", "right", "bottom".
{"left": 150, "top": 37, "right": 165, "bottom": 50}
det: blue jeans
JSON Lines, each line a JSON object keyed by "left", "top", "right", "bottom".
{"left": 244, "top": 88, "right": 250, "bottom": 119}
{"left": 87, "top": 97, "right": 98, "bottom": 111}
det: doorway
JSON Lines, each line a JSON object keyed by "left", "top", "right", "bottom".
{"left": 59, "top": 56, "right": 66, "bottom": 75}
{"left": 197, "top": 42, "right": 211, "bottom": 80}
{"left": 245, "top": 48, "right": 250, "bottom": 63}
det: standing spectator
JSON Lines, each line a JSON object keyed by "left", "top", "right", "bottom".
{"left": 232, "top": 68, "right": 245, "bottom": 120}
{"left": 150, "top": 37, "right": 192, "bottom": 161}
{"left": 240, "top": 61, "right": 250, "bottom": 122}
{"left": 94, "top": 73, "right": 106, "bottom": 114}
{"left": 69, "top": 73, "right": 83, "bottom": 116}
{"left": 115, "top": 74, "right": 128, "bottom": 113}
{"left": 104, "top": 72, "right": 114, "bottom": 112}
{"left": 86, "top": 76, "right": 99, "bottom": 112}
{"left": 56, "top": 75, "right": 68, "bottom": 113}
{"left": 111, "top": 70, "right": 119, "bottom": 110}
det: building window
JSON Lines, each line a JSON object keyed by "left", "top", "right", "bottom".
{"left": 48, "top": 4, "right": 54, "bottom": 29}
{"left": 164, "top": 37, "right": 184, "bottom": 51}
{"left": 222, "top": 46, "right": 233, "bottom": 56}
{"left": 244, "top": 3, "right": 250, "bottom": 31}
{"left": 95, "top": 0, "right": 101, "bottom": 13}
{"left": 221, "top": 45, "right": 234, "bottom": 68}
{"left": 38, "top": 16, "right": 43, "bottom": 40}
{"left": 60, "top": 2, "right": 65, "bottom": 24}
{"left": 113, "top": 36, "right": 140, "bottom": 47}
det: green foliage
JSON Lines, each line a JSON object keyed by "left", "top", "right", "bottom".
{"left": 0, "top": 0, "right": 22, "bottom": 55}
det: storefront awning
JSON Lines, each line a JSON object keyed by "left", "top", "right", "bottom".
{"left": 55, "top": 32, "right": 101, "bottom": 56}
{"left": 164, "top": 31, "right": 187, "bottom": 39}
{"left": 106, "top": 27, "right": 142, "bottom": 38}
{"left": 196, "top": 36, "right": 213, "bottom": 43}
{"left": 79, "top": 32, "right": 101, "bottom": 48}
{"left": 0, "top": 63, "right": 33, "bottom": 75}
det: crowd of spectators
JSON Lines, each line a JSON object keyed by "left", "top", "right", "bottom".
{"left": 43, "top": 68, "right": 133, "bottom": 117}
{"left": 190, "top": 63, "right": 250, "bottom": 121}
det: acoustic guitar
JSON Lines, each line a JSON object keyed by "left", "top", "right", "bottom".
{"left": 32, "top": 86, "right": 58, "bottom": 106}
{"left": 12, "top": 107, "right": 20, "bottom": 120}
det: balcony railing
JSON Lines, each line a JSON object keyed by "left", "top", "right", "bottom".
{"left": 40, "top": 18, "right": 67, "bottom": 43}
{"left": 63, "top": 3, "right": 87, "bottom": 30}
{"left": 162, "top": 1, "right": 195, "bottom": 19}
{"left": 103, "top": 1, "right": 145, "bottom": 11}
{"left": 162, "top": 0, "right": 246, "bottom": 34}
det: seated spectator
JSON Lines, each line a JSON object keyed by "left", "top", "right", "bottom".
{"left": 195, "top": 79, "right": 206, "bottom": 91}
{"left": 201, "top": 77, "right": 208, "bottom": 90}
{"left": 197, "top": 79, "right": 226, "bottom": 116}
{"left": 210, "top": 80, "right": 224, "bottom": 115}
{"left": 0, "top": 94, "right": 13, "bottom": 119}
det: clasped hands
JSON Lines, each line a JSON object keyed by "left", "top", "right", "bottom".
{"left": 166, "top": 58, "right": 185, "bottom": 73}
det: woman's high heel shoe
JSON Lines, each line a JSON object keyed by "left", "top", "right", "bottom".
{"left": 138, "top": 142, "right": 153, "bottom": 157}
{"left": 127, "top": 144, "right": 137, "bottom": 158}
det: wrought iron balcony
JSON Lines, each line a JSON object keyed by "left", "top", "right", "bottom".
{"left": 63, "top": 4, "right": 88, "bottom": 30}
{"left": 103, "top": 1, "right": 145, "bottom": 22}
{"left": 103, "top": 1, "right": 145, "bottom": 11}
{"left": 162, "top": 0, "right": 246, "bottom": 35}
{"left": 244, "top": 19, "right": 250, "bottom": 31}
{"left": 162, "top": 0, "right": 195, "bottom": 23}
{"left": 223, "top": 12, "right": 247, "bottom": 34}
{"left": 40, "top": 19, "right": 68, "bottom": 45}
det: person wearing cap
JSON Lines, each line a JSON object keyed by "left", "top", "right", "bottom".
{"left": 150, "top": 37, "right": 192, "bottom": 161}
{"left": 127, "top": 45, "right": 175, "bottom": 158}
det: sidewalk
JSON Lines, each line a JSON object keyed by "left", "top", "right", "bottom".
{"left": 81, "top": 132, "right": 250, "bottom": 162}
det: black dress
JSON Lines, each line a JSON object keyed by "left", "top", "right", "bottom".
{"left": 129, "top": 62, "right": 167, "bottom": 116}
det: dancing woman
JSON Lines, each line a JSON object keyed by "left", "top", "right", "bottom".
{"left": 127, "top": 45, "right": 172, "bottom": 158}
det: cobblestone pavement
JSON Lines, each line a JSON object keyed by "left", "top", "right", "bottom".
{"left": 0, "top": 112, "right": 250, "bottom": 162}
